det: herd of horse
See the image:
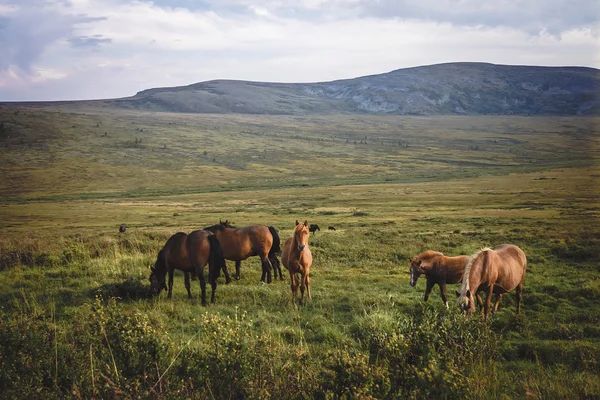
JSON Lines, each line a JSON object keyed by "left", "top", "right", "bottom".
{"left": 149, "top": 219, "right": 526, "bottom": 319}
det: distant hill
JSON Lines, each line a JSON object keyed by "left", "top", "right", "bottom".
{"left": 107, "top": 62, "right": 600, "bottom": 116}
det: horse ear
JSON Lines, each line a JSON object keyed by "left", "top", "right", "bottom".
{"left": 295, "top": 220, "right": 300, "bottom": 226}
{"left": 304, "top": 220, "right": 308, "bottom": 226}
{"left": 219, "top": 219, "right": 222, "bottom": 223}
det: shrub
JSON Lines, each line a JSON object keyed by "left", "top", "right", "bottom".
{"left": 357, "top": 306, "right": 499, "bottom": 399}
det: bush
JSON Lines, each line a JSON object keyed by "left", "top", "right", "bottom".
{"left": 357, "top": 306, "right": 499, "bottom": 399}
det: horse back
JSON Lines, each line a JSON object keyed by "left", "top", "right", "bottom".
{"left": 240, "top": 225, "right": 274, "bottom": 256}
{"left": 440, "top": 255, "right": 470, "bottom": 284}
{"left": 186, "top": 230, "right": 212, "bottom": 269}
{"left": 491, "top": 244, "right": 526, "bottom": 291}
{"left": 162, "top": 232, "right": 191, "bottom": 270}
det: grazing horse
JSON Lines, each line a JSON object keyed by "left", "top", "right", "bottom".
{"left": 309, "top": 224, "right": 320, "bottom": 234}
{"left": 328, "top": 226, "right": 336, "bottom": 231}
{"left": 282, "top": 220, "right": 313, "bottom": 304}
{"left": 119, "top": 224, "right": 127, "bottom": 233}
{"left": 457, "top": 244, "right": 527, "bottom": 321}
{"left": 409, "top": 250, "right": 471, "bottom": 308}
{"left": 149, "top": 230, "right": 231, "bottom": 305}
{"left": 203, "top": 220, "right": 282, "bottom": 283}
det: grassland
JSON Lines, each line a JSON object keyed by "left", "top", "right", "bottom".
{"left": 0, "top": 104, "right": 599, "bottom": 398}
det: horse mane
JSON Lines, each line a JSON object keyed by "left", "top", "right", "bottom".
{"left": 203, "top": 223, "right": 226, "bottom": 232}
{"left": 460, "top": 248, "right": 492, "bottom": 294}
{"left": 293, "top": 222, "right": 307, "bottom": 242}
{"left": 153, "top": 249, "right": 166, "bottom": 273}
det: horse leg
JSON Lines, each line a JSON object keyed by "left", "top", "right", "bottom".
{"left": 476, "top": 293, "right": 484, "bottom": 308}
{"left": 235, "top": 261, "right": 241, "bottom": 280}
{"left": 289, "top": 271, "right": 299, "bottom": 303}
{"left": 424, "top": 280, "right": 434, "bottom": 302}
{"left": 483, "top": 287, "right": 494, "bottom": 321}
{"left": 167, "top": 267, "right": 174, "bottom": 299}
{"left": 305, "top": 274, "right": 312, "bottom": 300}
{"left": 198, "top": 268, "right": 207, "bottom": 306}
{"left": 222, "top": 263, "right": 232, "bottom": 285}
{"left": 299, "top": 273, "right": 306, "bottom": 304}
{"left": 492, "top": 293, "right": 503, "bottom": 313}
{"left": 210, "top": 280, "right": 217, "bottom": 304}
{"left": 269, "top": 254, "right": 282, "bottom": 280}
{"left": 184, "top": 272, "right": 192, "bottom": 299}
{"left": 439, "top": 283, "right": 448, "bottom": 308}
{"left": 516, "top": 283, "right": 523, "bottom": 314}
{"left": 261, "top": 257, "right": 272, "bottom": 284}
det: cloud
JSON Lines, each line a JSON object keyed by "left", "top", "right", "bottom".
{"left": 353, "top": 0, "right": 599, "bottom": 36}
{"left": 0, "top": 1, "right": 107, "bottom": 73}
{"left": 0, "top": 0, "right": 598, "bottom": 101}
{"left": 69, "top": 35, "right": 112, "bottom": 48}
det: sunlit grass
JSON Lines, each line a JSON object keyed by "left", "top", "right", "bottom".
{"left": 0, "top": 106, "right": 598, "bottom": 397}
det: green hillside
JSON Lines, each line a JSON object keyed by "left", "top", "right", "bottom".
{"left": 0, "top": 104, "right": 599, "bottom": 398}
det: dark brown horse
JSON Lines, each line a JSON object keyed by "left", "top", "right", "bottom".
{"left": 282, "top": 220, "right": 313, "bottom": 304}
{"left": 457, "top": 244, "right": 527, "bottom": 321}
{"left": 410, "top": 250, "right": 471, "bottom": 308}
{"left": 203, "top": 220, "right": 282, "bottom": 283}
{"left": 149, "top": 230, "right": 231, "bottom": 305}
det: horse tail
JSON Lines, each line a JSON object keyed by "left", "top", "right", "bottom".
{"left": 268, "top": 226, "right": 281, "bottom": 255}
{"left": 207, "top": 235, "right": 225, "bottom": 284}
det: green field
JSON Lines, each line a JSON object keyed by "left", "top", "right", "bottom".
{"left": 0, "top": 105, "right": 599, "bottom": 398}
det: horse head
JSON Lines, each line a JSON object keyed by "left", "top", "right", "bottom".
{"left": 294, "top": 220, "right": 309, "bottom": 251}
{"left": 409, "top": 257, "right": 423, "bottom": 286}
{"left": 457, "top": 289, "right": 475, "bottom": 315}
{"left": 149, "top": 263, "right": 167, "bottom": 295}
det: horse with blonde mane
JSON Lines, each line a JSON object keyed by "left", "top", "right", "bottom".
{"left": 457, "top": 244, "right": 526, "bottom": 321}
{"left": 409, "top": 250, "right": 471, "bottom": 308}
{"left": 281, "top": 220, "right": 313, "bottom": 304}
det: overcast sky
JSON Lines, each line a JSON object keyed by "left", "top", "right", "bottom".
{"left": 0, "top": 0, "right": 598, "bottom": 101}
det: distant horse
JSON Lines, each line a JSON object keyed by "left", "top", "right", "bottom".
{"left": 409, "top": 250, "right": 471, "bottom": 308}
{"left": 149, "top": 230, "right": 231, "bottom": 305}
{"left": 282, "top": 220, "right": 313, "bottom": 304}
{"left": 309, "top": 224, "right": 320, "bottom": 234}
{"left": 328, "top": 226, "right": 336, "bottom": 231}
{"left": 203, "top": 220, "right": 282, "bottom": 283}
{"left": 119, "top": 225, "right": 127, "bottom": 233}
{"left": 457, "top": 244, "right": 526, "bottom": 321}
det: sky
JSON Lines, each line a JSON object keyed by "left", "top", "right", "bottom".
{"left": 0, "top": 0, "right": 598, "bottom": 101}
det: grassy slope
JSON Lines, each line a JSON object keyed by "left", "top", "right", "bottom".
{"left": 0, "top": 104, "right": 599, "bottom": 398}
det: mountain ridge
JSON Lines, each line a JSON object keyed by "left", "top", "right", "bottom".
{"left": 63, "top": 62, "right": 600, "bottom": 115}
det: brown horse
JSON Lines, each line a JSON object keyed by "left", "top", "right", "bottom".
{"left": 457, "top": 244, "right": 527, "bottom": 321}
{"left": 203, "top": 220, "right": 282, "bottom": 283}
{"left": 281, "top": 220, "right": 313, "bottom": 304}
{"left": 409, "top": 250, "right": 471, "bottom": 308}
{"left": 149, "top": 230, "right": 231, "bottom": 305}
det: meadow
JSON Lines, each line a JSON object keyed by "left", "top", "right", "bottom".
{"left": 0, "top": 105, "right": 599, "bottom": 398}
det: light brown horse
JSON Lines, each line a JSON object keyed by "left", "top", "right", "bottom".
{"left": 281, "top": 220, "right": 313, "bottom": 304}
{"left": 457, "top": 244, "right": 527, "bottom": 321}
{"left": 203, "top": 220, "right": 282, "bottom": 283}
{"left": 410, "top": 250, "right": 471, "bottom": 308}
{"left": 149, "top": 230, "right": 231, "bottom": 305}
